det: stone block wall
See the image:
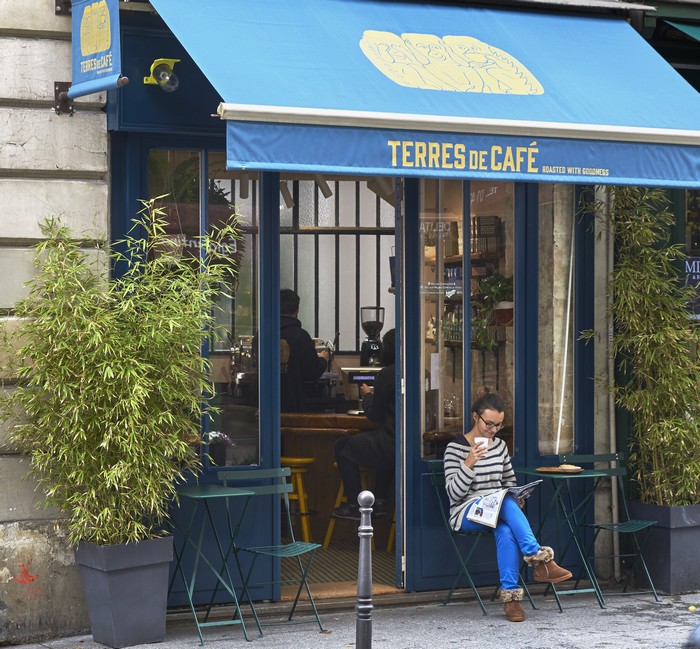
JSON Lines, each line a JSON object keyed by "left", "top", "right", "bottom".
{"left": 0, "top": 0, "right": 109, "bottom": 642}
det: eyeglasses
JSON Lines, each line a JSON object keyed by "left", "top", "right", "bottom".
{"left": 478, "top": 414, "right": 505, "bottom": 431}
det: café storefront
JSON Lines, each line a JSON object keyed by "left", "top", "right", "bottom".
{"left": 106, "top": 0, "right": 700, "bottom": 603}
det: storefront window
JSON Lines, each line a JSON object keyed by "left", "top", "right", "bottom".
{"left": 147, "top": 149, "right": 260, "bottom": 467}
{"left": 537, "top": 184, "right": 575, "bottom": 455}
{"left": 279, "top": 175, "right": 395, "bottom": 355}
{"left": 420, "top": 180, "right": 515, "bottom": 459}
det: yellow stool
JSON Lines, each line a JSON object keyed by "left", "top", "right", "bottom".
{"left": 280, "top": 456, "right": 315, "bottom": 543}
{"left": 323, "top": 463, "right": 371, "bottom": 549}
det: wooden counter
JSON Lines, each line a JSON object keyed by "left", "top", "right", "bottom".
{"left": 281, "top": 412, "right": 373, "bottom": 430}
{"left": 281, "top": 411, "right": 376, "bottom": 543}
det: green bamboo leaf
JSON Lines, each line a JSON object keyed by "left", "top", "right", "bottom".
{"left": 1, "top": 199, "right": 239, "bottom": 545}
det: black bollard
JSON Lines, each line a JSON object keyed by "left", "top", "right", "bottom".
{"left": 356, "top": 490, "right": 374, "bottom": 649}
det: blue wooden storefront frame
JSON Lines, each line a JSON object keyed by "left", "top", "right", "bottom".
{"left": 109, "top": 19, "right": 598, "bottom": 595}
{"left": 403, "top": 181, "right": 596, "bottom": 592}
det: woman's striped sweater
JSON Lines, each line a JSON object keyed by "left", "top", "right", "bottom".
{"left": 443, "top": 435, "right": 516, "bottom": 531}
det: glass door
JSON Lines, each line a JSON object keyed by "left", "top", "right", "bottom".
{"left": 419, "top": 180, "right": 515, "bottom": 461}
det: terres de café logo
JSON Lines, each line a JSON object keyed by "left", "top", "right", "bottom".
{"left": 79, "top": 0, "right": 111, "bottom": 56}
{"left": 360, "top": 30, "right": 543, "bottom": 95}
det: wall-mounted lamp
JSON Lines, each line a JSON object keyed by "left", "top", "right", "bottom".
{"left": 280, "top": 181, "right": 295, "bottom": 209}
{"left": 144, "top": 58, "right": 180, "bottom": 93}
{"left": 314, "top": 175, "right": 333, "bottom": 199}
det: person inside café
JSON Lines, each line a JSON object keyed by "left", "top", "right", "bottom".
{"left": 280, "top": 288, "right": 329, "bottom": 412}
{"left": 443, "top": 389, "right": 572, "bottom": 623}
{"left": 332, "top": 328, "right": 396, "bottom": 521}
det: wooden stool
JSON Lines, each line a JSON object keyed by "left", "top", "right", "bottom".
{"left": 323, "top": 463, "right": 371, "bottom": 549}
{"left": 280, "top": 456, "right": 315, "bottom": 543}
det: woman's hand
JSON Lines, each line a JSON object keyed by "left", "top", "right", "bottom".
{"left": 464, "top": 442, "right": 488, "bottom": 469}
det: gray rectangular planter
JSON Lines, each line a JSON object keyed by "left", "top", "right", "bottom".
{"left": 628, "top": 501, "right": 700, "bottom": 595}
{"left": 74, "top": 536, "right": 173, "bottom": 648}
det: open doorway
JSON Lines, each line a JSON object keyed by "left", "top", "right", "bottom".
{"left": 276, "top": 174, "right": 399, "bottom": 596}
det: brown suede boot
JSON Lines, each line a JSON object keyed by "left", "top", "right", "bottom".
{"left": 500, "top": 588, "right": 525, "bottom": 622}
{"left": 524, "top": 546, "right": 572, "bottom": 584}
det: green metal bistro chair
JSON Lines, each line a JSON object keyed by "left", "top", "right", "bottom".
{"left": 558, "top": 452, "right": 659, "bottom": 602}
{"left": 217, "top": 467, "right": 324, "bottom": 633}
{"left": 429, "top": 464, "right": 539, "bottom": 614}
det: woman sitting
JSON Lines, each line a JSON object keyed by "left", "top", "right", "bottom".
{"left": 444, "top": 390, "right": 572, "bottom": 622}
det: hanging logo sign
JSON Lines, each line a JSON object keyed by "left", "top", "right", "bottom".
{"left": 68, "top": 0, "right": 125, "bottom": 98}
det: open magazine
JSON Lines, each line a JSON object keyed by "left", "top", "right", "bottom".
{"left": 465, "top": 480, "right": 543, "bottom": 528}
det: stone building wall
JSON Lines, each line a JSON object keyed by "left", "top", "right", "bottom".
{"left": 0, "top": 0, "right": 109, "bottom": 642}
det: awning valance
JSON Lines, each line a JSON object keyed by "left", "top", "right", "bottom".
{"left": 150, "top": 0, "right": 700, "bottom": 187}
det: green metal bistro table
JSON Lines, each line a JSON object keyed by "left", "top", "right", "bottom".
{"left": 517, "top": 467, "right": 609, "bottom": 609}
{"left": 170, "top": 484, "right": 256, "bottom": 644}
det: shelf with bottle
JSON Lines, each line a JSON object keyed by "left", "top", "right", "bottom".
{"left": 442, "top": 303, "right": 463, "bottom": 342}
{"left": 424, "top": 254, "right": 500, "bottom": 269}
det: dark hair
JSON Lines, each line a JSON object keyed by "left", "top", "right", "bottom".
{"left": 280, "top": 289, "right": 300, "bottom": 316}
{"left": 471, "top": 390, "right": 505, "bottom": 416}
{"left": 381, "top": 328, "right": 396, "bottom": 365}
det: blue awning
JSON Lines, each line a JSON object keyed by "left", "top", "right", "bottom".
{"left": 150, "top": 0, "right": 700, "bottom": 187}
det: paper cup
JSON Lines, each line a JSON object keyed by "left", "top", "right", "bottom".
{"left": 474, "top": 436, "right": 489, "bottom": 451}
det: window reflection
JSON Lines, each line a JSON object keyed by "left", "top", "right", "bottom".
{"left": 420, "top": 180, "right": 515, "bottom": 460}
{"left": 147, "top": 149, "right": 261, "bottom": 467}
{"left": 537, "top": 184, "right": 574, "bottom": 455}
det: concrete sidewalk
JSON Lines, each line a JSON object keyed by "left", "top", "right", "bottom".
{"left": 13, "top": 589, "right": 700, "bottom": 649}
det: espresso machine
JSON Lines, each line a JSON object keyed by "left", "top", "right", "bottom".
{"left": 360, "top": 306, "right": 384, "bottom": 366}
{"left": 229, "top": 335, "right": 258, "bottom": 404}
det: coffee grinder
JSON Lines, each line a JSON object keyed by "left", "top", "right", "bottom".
{"left": 360, "top": 306, "right": 385, "bottom": 366}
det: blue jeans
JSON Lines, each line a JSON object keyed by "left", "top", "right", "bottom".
{"left": 460, "top": 495, "right": 540, "bottom": 590}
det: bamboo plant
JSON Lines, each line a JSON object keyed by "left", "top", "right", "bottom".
{"left": 582, "top": 186, "right": 700, "bottom": 506}
{"left": 1, "top": 197, "right": 239, "bottom": 545}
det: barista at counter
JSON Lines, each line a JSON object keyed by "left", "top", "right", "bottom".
{"left": 280, "top": 289, "right": 329, "bottom": 412}
{"left": 332, "top": 328, "right": 396, "bottom": 520}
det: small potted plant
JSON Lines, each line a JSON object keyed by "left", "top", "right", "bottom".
{"left": 479, "top": 272, "right": 514, "bottom": 326}
{"left": 0, "top": 197, "right": 238, "bottom": 647}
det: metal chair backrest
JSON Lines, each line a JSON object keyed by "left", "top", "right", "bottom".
{"left": 218, "top": 467, "right": 297, "bottom": 540}
{"left": 558, "top": 452, "right": 632, "bottom": 518}
{"left": 429, "top": 463, "right": 486, "bottom": 539}
{"left": 429, "top": 464, "right": 454, "bottom": 532}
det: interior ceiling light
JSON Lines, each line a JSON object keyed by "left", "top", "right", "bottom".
{"left": 367, "top": 177, "right": 395, "bottom": 206}
{"left": 280, "top": 181, "right": 295, "bottom": 209}
{"left": 314, "top": 175, "right": 333, "bottom": 199}
{"left": 143, "top": 58, "right": 180, "bottom": 93}
{"left": 239, "top": 172, "right": 250, "bottom": 200}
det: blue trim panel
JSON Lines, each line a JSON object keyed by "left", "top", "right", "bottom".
{"left": 574, "top": 186, "right": 596, "bottom": 455}
{"left": 402, "top": 178, "right": 423, "bottom": 592}
{"left": 227, "top": 122, "right": 700, "bottom": 187}
{"left": 517, "top": 183, "right": 540, "bottom": 467}
{"left": 259, "top": 172, "right": 281, "bottom": 470}
{"left": 392, "top": 179, "right": 404, "bottom": 587}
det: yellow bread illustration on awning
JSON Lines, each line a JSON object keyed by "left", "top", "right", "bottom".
{"left": 360, "top": 30, "right": 543, "bottom": 95}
